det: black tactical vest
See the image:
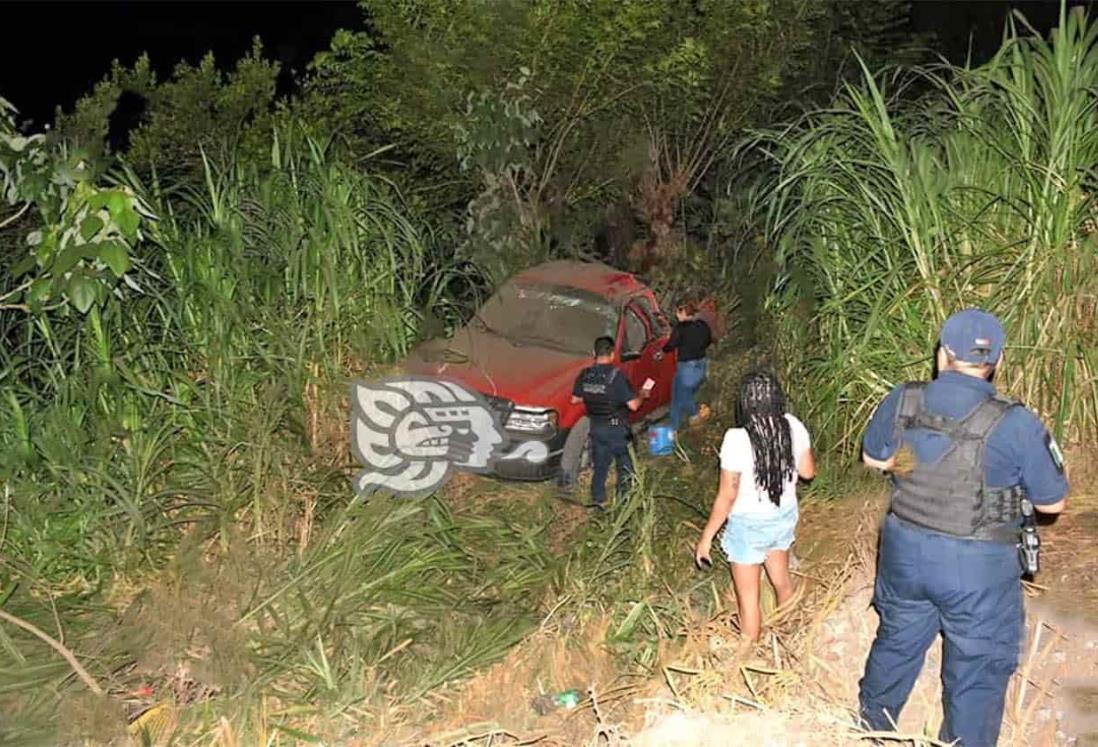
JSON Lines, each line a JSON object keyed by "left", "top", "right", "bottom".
{"left": 579, "top": 365, "right": 628, "bottom": 425}
{"left": 889, "top": 382, "right": 1026, "bottom": 543}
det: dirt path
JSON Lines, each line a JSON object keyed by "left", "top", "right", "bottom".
{"left": 409, "top": 461, "right": 1098, "bottom": 747}
{"left": 798, "top": 495, "right": 1098, "bottom": 746}
{"left": 625, "top": 477, "right": 1098, "bottom": 747}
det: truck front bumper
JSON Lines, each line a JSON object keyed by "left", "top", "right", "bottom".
{"left": 490, "top": 426, "right": 569, "bottom": 481}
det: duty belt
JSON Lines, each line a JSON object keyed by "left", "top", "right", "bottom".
{"left": 598, "top": 415, "right": 628, "bottom": 429}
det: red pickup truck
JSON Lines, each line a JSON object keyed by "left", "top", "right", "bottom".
{"left": 404, "top": 260, "right": 683, "bottom": 487}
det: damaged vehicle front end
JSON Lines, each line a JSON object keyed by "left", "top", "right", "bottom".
{"left": 404, "top": 261, "right": 676, "bottom": 486}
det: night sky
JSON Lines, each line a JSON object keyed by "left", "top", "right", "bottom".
{"left": 911, "top": 0, "right": 1097, "bottom": 62}
{"left": 0, "top": 1, "right": 1094, "bottom": 130}
{"left": 1, "top": 1, "right": 362, "bottom": 127}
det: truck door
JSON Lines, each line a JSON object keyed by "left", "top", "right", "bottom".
{"left": 617, "top": 300, "right": 663, "bottom": 420}
{"left": 630, "top": 292, "right": 675, "bottom": 407}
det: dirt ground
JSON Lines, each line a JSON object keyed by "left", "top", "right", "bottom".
{"left": 802, "top": 495, "right": 1098, "bottom": 746}
{"left": 410, "top": 447, "right": 1098, "bottom": 747}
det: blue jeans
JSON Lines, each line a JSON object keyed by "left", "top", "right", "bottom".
{"left": 590, "top": 423, "right": 633, "bottom": 504}
{"left": 670, "top": 358, "right": 707, "bottom": 430}
{"left": 858, "top": 514, "right": 1024, "bottom": 747}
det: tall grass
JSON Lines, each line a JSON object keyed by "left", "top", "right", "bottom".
{"left": 0, "top": 123, "right": 480, "bottom": 741}
{"left": 1, "top": 185, "right": 768, "bottom": 743}
{"left": 1, "top": 123, "right": 459, "bottom": 569}
{"left": 755, "top": 5, "right": 1098, "bottom": 455}
{"left": 1, "top": 105, "right": 735, "bottom": 743}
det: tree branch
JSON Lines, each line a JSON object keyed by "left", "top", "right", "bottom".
{"left": 0, "top": 280, "right": 33, "bottom": 307}
{"left": 0, "top": 202, "right": 30, "bottom": 230}
{"left": 0, "top": 607, "right": 105, "bottom": 696}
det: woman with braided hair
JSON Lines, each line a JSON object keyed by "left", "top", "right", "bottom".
{"left": 694, "top": 368, "right": 815, "bottom": 642}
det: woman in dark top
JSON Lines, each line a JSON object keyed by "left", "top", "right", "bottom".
{"left": 663, "top": 297, "right": 713, "bottom": 435}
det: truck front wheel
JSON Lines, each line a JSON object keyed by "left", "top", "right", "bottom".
{"left": 556, "top": 417, "right": 591, "bottom": 490}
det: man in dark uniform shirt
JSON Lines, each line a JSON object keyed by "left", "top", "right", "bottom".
{"left": 858, "top": 309, "right": 1068, "bottom": 747}
{"left": 571, "top": 336, "right": 648, "bottom": 507}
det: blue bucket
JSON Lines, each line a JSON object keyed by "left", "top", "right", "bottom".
{"left": 646, "top": 424, "right": 675, "bottom": 456}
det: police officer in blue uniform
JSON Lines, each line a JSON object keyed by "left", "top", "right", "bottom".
{"left": 858, "top": 309, "right": 1068, "bottom": 747}
{"left": 571, "top": 335, "right": 649, "bottom": 507}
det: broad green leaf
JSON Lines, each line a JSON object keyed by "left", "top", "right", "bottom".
{"left": 115, "top": 205, "right": 140, "bottom": 240}
{"left": 26, "top": 277, "right": 50, "bottom": 305}
{"left": 66, "top": 273, "right": 97, "bottom": 314}
{"left": 52, "top": 245, "right": 84, "bottom": 276}
{"left": 97, "top": 241, "right": 130, "bottom": 277}
{"left": 10, "top": 254, "right": 36, "bottom": 277}
{"left": 87, "top": 192, "right": 108, "bottom": 211}
{"left": 80, "top": 214, "right": 103, "bottom": 241}
{"left": 105, "top": 191, "right": 128, "bottom": 217}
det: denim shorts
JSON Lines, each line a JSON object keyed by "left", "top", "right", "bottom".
{"left": 720, "top": 505, "right": 799, "bottom": 565}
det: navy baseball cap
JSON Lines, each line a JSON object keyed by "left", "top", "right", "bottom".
{"left": 939, "top": 308, "right": 1005, "bottom": 365}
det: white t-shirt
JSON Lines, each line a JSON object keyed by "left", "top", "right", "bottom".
{"left": 718, "top": 413, "right": 811, "bottom": 515}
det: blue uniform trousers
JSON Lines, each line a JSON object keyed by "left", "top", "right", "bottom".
{"left": 589, "top": 422, "right": 633, "bottom": 504}
{"left": 859, "top": 514, "right": 1023, "bottom": 747}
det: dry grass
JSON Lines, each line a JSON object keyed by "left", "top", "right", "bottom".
{"left": 405, "top": 495, "right": 883, "bottom": 746}
{"left": 622, "top": 455, "right": 1098, "bottom": 747}
{"left": 388, "top": 617, "right": 630, "bottom": 747}
{"left": 419, "top": 464, "right": 1098, "bottom": 747}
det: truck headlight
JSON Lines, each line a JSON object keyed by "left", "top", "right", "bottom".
{"left": 505, "top": 407, "right": 558, "bottom": 435}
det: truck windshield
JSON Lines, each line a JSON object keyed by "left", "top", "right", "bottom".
{"left": 475, "top": 281, "right": 618, "bottom": 356}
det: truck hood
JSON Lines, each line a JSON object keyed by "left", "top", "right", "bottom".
{"left": 404, "top": 327, "right": 587, "bottom": 408}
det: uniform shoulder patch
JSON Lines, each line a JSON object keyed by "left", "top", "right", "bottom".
{"left": 1045, "top": 432, "right": 1065, "bottom": 473}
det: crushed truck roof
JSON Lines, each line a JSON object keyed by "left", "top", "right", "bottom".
{"left": 510, "top": 260, "right": 645, "bottom": 301}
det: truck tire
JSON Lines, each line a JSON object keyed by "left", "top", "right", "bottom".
{"left": 557, "top": 417, "right": 591, "bottom": 490}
